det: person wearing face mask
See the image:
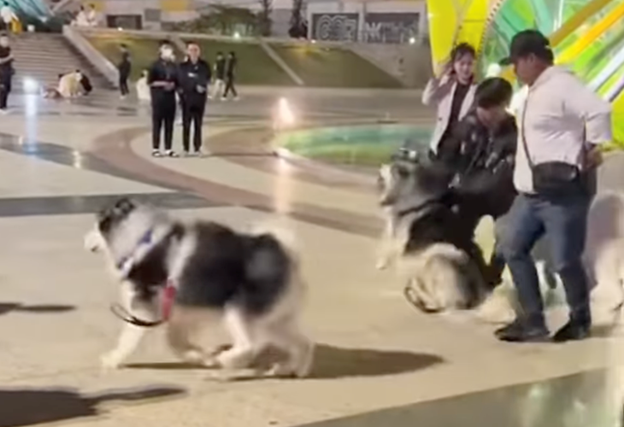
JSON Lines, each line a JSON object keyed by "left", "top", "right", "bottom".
{"left": 148, "top": 43, "right": 179, "bottom": 157}
{"left": 0, "top": 33, "right": 13, "bottom": 113}
{"left": 177, "top": 41, "right": 211, "bottom": 156}
{"left": 422, "top": 43, "right": 478, "bottom": 167}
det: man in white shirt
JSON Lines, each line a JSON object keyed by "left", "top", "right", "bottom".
{"left": 495, "top": 30, "right": 612, "bottom": 342}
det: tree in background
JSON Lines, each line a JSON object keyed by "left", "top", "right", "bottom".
{"left": 169, "top": 5, "right": 258, "bottom": 36}
{"left": 257, "top": 0, "right": 272, "bottom": 37}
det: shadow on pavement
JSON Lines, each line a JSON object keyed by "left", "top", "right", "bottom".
{"left": 0, "top": 303, "right": 75, "bottom": 316}
{"left": 126, "top": 344, "right": 444, "bottom": 379}
{"left": 0, "top": 386, "right": 186, "bottom": 427}
{"left": 309, "top": 344, "right": 443, "bottom": 379}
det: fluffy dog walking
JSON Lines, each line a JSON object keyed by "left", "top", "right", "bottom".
{"left": 85, "top": 198, "right": 314, "bottom": 378}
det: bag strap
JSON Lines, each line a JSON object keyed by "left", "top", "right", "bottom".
{"left": 519, "top": 97, "right": 535, "bottom": 171}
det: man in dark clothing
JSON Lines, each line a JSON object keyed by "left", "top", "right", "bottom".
{"left": 0, "top": 32, "right": 13, "bottom": 112}
{"left": 118, "top": 43, "right": 131, "bottom": 98}
{"left": 212, "top": 51, "right": 225, "bottom": 99}
{"left": 421, "top": 77, "right": 517, "bottom": 288}
{"left": 148, "top": 43, "right": 178, "bottom": 157}
{"left": 177, "top": 41, "right": 211, "bottom": 156}
{"left": 446, "top": 77, "right": 518, "bottom": 287}
{"left": 222, "top": 51, "right": 238, "bottom": 100}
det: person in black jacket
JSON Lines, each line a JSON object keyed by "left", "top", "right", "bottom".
{"left": 177, "top": 41, "right": 211, "bottom": 156}
{"left": 445, "top": 77, "right": 518, "bottom": 287}
{"left": 148, "top": 43, "right": 178, "bottom": 157}
{"left": 118, "top": 43, "right": 131, "bottom": 98}
{"left": 222, "top": 51, "right": 238, "bottom": 100}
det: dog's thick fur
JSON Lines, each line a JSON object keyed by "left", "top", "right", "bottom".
{"left": 379, "top": 161, "right": 624, "bottom": 325}
{"left": 85, "top": 198, "right": 314, "bottom": 378}
{"left": 377, "top": 162, "right": 488, "bottom": 312}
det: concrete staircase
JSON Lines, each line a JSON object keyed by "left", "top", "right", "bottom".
{"left": 9, "top": 32, "right": 114, "bottom": 97}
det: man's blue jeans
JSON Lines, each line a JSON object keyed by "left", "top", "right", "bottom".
{"left": 499, "top": 193, "right": 591, "bottom": 327}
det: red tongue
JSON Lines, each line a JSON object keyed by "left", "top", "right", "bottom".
{"left": 162, "top": 284, "right": 176, "bottom": 320}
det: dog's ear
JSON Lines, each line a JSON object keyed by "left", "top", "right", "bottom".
{"left": 114, "top": 198, "right": 136, "bottom": 215}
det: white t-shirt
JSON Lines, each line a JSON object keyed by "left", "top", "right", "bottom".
{"left": 1, "top": 6, "right": 15, "bottom": 24}
{"left": 136, "top": 77, "right": 150, "bottom": 102}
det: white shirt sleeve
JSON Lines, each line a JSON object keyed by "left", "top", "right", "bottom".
{"left": 562, "top": 74, "right": 612, "bottom": 145}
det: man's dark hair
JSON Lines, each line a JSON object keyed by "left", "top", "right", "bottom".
{"left": 228, "top": 51, "right": 235, "bottom": 56}
{"left": 120, "top": 43, "right": 127, "bottom": 48}
{"left": 186, "top": 40, "right": 198, "bottom": 47}
{"left": 451, "top": 42, "right": 476, "bottom": 62}
{"left": 475, "top": 77, "right": 513, "bottom": 109}
{"left": 217, "top": 51, "right": 223, "bottom": 56}
{"left": 159, "top": 39, "right": 171, "bottom": 47}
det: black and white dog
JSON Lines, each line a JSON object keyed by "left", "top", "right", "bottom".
{"left": 378, "top": 156, "right": 624, "bottom": 324}
{"left": 377, "top": 155, "right": 492, "bottom": 313}
{"left": 85, "top": 198, "right": 314, "bottom": 378}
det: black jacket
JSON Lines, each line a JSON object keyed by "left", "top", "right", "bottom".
{"left": 177, "top": 58, "right": 211, "bottom": 104}
{"left": 447, "top": 111, "right": 518, "bottom": 219}
{"left": 118, "top": 51, "right": 131, "bottom": 76}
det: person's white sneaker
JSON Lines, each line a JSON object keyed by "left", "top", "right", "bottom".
{"left": 166, "top": 150, "right": 179, "bottom": 158}
{"left": 220, "top": 97, "right": 227, "bottom": 101}
{"left": 194, "top": 148, "right": 205, "bottom": 157}
{"left": 152, "top": 150, "right": 163, "bottom": 157}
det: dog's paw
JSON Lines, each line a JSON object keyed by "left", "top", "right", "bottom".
{"left": 264, "top": 363, "right": 297, "bottom": 378}
{"left": 100, "top": 351, "right": 123, "bottom": 370}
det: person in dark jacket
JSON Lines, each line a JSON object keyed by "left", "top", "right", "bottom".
{"left": 445, "top": 77, "right": 518, "bottom": 287}
{"left": 222, "top": 51, "right": 238, "bottom": 100}
{"left": 211, "top": 51, "right": 225, "bottom": 99}
{"left": 148, "top": 43, "right": 178, "bottom": 157}
{"left": 118, "top": 43, "right": 131, "bottom": 98}
{"left": 177, "top": 41, "right": 211, "bottom": 156}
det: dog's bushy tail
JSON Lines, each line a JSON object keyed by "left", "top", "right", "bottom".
{"left": 250, "top": 221, "right": 299, "bottom": 261}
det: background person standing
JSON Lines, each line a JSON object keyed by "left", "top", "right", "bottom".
{"left": 148, "top": 44, "right": 178, "bottom": 157}
{"left": 222, "top": 51, "right": 238, "bottom": 101}
{"left": 0, "top": 33, "right": 13, "bottom": 113}
{"left": 211, "top": 51, "right": 225, "bottom": 99}
{"left": 117, "top": 43, "right": 131, "bottom": 99}
{"left": 422, "top": 43, "right": 478, "bottom": 166}
{"left": 178, "top": 41, "right": 210, "bottom": 156}
{"left": 0, "top": 2, "right": 15, "bottom": 33}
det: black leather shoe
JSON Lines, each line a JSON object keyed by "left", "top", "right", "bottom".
{"left": 553, "top": 321, "right": 590, "bottom": 342}
{"left": 495, "top": 319, "right": 550, "bottom": 343}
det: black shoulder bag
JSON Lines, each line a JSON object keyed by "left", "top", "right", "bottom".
{"left": 520, "top": 99, "right": 585, "bottom": 197}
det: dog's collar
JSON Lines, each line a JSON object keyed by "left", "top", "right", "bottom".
{"left": 116, "top": 228, "right": 154, "bottom": 275}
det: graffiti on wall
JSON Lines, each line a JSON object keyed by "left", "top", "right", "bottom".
{"left": 363, "top": 13, "right": 419, "bottom": 44}
{"left": 311, "top": 13, "right": 359, "bottom": 42}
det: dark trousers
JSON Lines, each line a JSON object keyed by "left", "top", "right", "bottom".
{"left": 223, "top": 76, "right": 237, "bottom": 98}
{"left": 181, "top": 99, "right": 206, "bottom": 152}
{"left": 119, "top": 73, "right": 130, "bottom": 96}
{"left": 499, "top": 192, "right": 591, "bottom": 327}
{"left": 151, "top": 97, "right": 176, "bottom": 151}
{"left": 0, "top": 85, "right": 8, "bottom": 109}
